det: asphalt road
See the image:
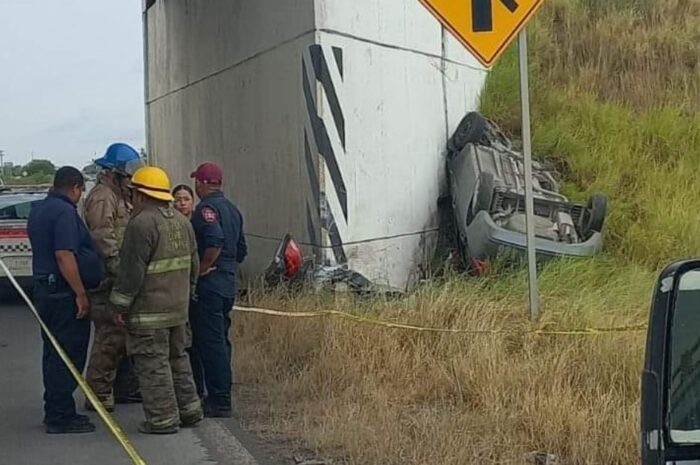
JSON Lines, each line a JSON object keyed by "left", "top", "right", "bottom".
{"left": 0, "top": 288, "right": 264, "bottom": 465}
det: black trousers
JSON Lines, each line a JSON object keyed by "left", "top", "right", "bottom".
{"left": 34, "top": 282, "right": 91, "bottom": 426}
{"left": 189, "top": 291, "right": 234, "bottom": 409}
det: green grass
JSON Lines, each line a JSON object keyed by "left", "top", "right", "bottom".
{"left": 481, "top": 0, "right": 700, "bottom": 269}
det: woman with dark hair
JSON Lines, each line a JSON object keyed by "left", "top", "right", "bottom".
{"left": 172, "top": 184, "right": 195, "bottom": 219}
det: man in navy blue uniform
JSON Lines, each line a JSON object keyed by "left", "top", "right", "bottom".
{"left": 28, "top": 167, "right": 103, "bottom": 434}
{"left": 189, "top": 162, "right": 247, "bottom": 417}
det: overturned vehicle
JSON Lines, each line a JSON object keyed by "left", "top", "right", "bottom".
{"left": 447, "top": 113, "right": 607, "bottom": 267}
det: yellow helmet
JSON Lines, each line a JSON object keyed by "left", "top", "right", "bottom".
{"left": 130, "top": 166, "right": 174, "bottom": 202}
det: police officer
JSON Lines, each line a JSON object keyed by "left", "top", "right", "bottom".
{"left": 107, "top": 166, "right": 203, "bottom": 434}
{"left": 83, "top": 143, "right": 144, "bottom": 412}
{"left": 28, "top": 167, "right": 103, "bottom": 434}
{"left": 189, "top": 162, "right": 247, "bottom": 417}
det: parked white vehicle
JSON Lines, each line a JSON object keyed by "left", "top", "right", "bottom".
{"left": 0, "top": 189, "right": 48, "bottom": 281}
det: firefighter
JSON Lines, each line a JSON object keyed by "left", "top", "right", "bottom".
{"left": 107, "top": 166, "right": 203, "bottom": 434}
{"left": 189, "top": 162, "right": 247, "bottom": 417}
{"left": 83, "top": 143, "right": 144, "bottom": 412}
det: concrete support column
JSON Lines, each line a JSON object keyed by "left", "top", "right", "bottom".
{"left": 145, "top": 0, "right": 486, "bottom": 290}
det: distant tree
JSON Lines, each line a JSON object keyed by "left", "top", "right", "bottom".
{"left": 23, "top": 159, "right": 56, "bottom": 177}
{"left": 6, "top": 173, "right": 53, "bottom": 186}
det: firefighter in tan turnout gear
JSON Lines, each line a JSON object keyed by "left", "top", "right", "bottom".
{"left": 83, "top": 143, "right": 144, "bottom": 411}
{"left": 107, "top": 166, "right": 204, "bottom": 434}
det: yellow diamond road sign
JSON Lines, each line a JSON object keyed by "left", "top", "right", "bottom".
{"left": 420, "top": 0, "right": 544, "bottom": 67}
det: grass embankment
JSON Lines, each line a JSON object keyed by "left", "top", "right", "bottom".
{"left": 234, "top": 1, "right": 700, "bottom": 463}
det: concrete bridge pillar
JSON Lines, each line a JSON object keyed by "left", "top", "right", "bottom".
{"left": 144, "top": 0, "right": 486, "bottom": 290}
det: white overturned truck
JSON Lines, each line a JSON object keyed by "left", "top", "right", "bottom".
{"left": 447, "top": 112, "right": 607, "bottom": 267}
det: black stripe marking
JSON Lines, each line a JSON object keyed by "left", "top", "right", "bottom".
{"left": 302, "top": 62, "right": 348, "bottom": 221}
{"left": 304, "top": 131, "right": 320, "bottom": 206}
{"left": 472, "top": 0, "right": 493, "bottom": 32}
{"left": 304, "top": 130, "right": 322, "bottom": 250}
{"left": 309, "top": 45, "right": 346, "bottom": 149}
{"left": 332, "top": 47, "right": 344, "bottom": 80}
{"left": 327, "top": 221, "right": 347, "bottom": 264}
{"left": 306, "top": 202, "right": 320, "bottom": 251}
{"left": 321, "top": 194, "right": 348, "bottom": 264}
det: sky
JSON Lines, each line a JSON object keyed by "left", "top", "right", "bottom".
{"left": 0, "top": 0, "right": 145, "bottom": 169}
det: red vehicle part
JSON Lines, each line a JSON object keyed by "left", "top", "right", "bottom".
{"left": 283, "top": 237, "right": 303, "bottom": 278}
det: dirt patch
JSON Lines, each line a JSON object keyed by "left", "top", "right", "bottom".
{"left": 234, "top": 383, "right": 335, "bottom": 465}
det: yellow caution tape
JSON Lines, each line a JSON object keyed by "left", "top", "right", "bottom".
{"left": 234, "top": 305, "right": 647, "bottom": 336}
{"left": 0, "top": 259, "right": 146, "bottom": 465}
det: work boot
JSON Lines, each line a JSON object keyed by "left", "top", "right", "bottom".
{"left": 203, "top": 403, "right": 232, "bottom": 418}
{"left": 180, "top": 410, "right": 204, "bottom": 428}
{"left": 138, "top": 421, "right": 179, "bottom": 435}
{"left": 46, "top": 417, "right": 96, "bottom": 434}
{"left": 43, "top": 414, "right": 90, "bottom": 426}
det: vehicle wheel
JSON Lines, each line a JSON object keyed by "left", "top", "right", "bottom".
{"left": 447, "top": 112, "right": 488, "bottom": 157}
{"left": 473, "top": 172, "right": 496, "bottom": 215}
{"left": 582, "top": 194, "right": 607, "bottom": 237}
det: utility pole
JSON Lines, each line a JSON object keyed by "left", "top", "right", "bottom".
{"left": 0, "top": 150, "right": 6, "bottom": 179}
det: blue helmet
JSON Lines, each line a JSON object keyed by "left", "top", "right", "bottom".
{"left": 94, "top": 143, "right": 142, "bottom": 175}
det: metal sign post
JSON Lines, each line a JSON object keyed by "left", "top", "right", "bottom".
{"left": 419, "top": 0, "right": 544, "bottom": 318}
{"left": 518, "top": 28, "right": 539, "bottom": 320}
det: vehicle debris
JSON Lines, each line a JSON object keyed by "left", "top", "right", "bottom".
{"left": 263, "top": 234, "right": 376, "bottom": 295}
{"left": 263, "top": 233, "right": 311, "bottom": 288}
{"left": 311, "top": 265, "right": 375, "bottom": 294}
{"left": 293, "top": 457, "right": 327, "bottom": 465}
{"left": 525, "top": 451, "right": 559, "bottom": 465}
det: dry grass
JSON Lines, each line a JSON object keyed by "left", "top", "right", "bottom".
{"left": 536, "top": 0, "right": 700, "bottom": 111}
{"left": 235, "top": 261, "right": 652, "bottom": 464}
{"left": 231, "top": 0, "right": 700, "bottom": 463}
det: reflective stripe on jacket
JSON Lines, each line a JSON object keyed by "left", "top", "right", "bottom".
{"left": 109, "top": 202, "right": 199, "bottom": 330}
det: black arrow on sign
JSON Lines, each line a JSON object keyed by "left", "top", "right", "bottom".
{"left": 472, "top": 0, "right": 520, "bottom": 32}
